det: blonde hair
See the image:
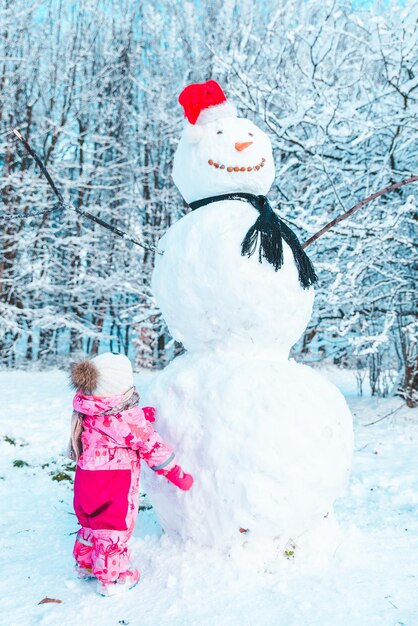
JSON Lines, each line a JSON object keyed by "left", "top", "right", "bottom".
{"left": 66, "top": 411, "right": 84, "bottom": 462}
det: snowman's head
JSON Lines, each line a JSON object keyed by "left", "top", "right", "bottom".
{"left": 173, "top": 81, "right": 275, "bottom": 204}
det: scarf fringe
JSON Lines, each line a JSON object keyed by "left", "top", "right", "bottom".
{"left": 241, "top": 196, "right": 317, "bottom": 289}
{"left": 280, "top": 221, "right": 318, "bottom": 289}
{"left": 241, "top": 211, "right": 284, "bottom": 271}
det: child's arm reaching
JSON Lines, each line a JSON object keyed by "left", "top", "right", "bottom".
{"left": 125, "top": 407, "right": 193, "bottom": 491}
{"left": 155, "top": 464, "right": 194, "bottom": 490}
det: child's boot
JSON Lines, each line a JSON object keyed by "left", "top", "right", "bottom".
{"left": 96, "top": 568, "right": 140, "bottom": 596}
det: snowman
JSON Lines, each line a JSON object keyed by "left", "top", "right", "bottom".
{"left": 145, "top": 81, "right": 353, "bottom": 559}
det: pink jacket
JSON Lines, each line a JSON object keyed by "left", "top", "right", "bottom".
{"left": 72, "top": 390, "right": 175, "bottom": 532}
{"left": 73, "top": 390, "right": 175, "bottom": 473}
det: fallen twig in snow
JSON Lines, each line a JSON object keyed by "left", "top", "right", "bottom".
{"left": 38, "top": 597, "right": 62, "bottom": 605}
{"left": 384, "top": 595, "right": 398, "bottom": 609}
{"left": 363, "top": 403, "right": 405, "bottom": 427}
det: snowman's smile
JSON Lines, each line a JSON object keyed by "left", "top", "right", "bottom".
{"left": 207, "top": 157, "right": 266, "bottom": 172}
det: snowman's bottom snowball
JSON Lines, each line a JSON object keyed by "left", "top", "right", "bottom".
{"left": 144, "top": 352, "right": 353, "bottom": 558}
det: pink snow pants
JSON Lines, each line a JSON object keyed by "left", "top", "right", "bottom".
{"left": 73, "top": 459, "right": 140, "bottom": 583}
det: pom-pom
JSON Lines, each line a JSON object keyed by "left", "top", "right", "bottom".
{"left": 70, "top": 360, "right": 99, "bottom": 394}
{"left": 182, "top": 123, "right": 204, "bottom": 143}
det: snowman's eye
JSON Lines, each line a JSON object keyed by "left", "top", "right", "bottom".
{"left": 217, "top": 130, "right": 223, "bottom": 135}
{"left": 248, "top": 132, "right": 254, "bottom": 137}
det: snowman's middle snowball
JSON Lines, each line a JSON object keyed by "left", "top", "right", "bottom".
{"left": 153, "top": 201, "right": 314, "bottom": 354}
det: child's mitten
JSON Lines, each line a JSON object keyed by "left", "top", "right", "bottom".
{"left": 142, "top": 406, "right": 156, "bottom": 422}
{"left": 156, "top": 464, "right": 194, "bottom": 491}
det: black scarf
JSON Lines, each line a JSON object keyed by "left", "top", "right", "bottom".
{"left": 189, "top": 193, "right": 317, "bottom": 289}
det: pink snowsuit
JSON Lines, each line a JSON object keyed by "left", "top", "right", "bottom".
{"left": 72, "top": 390, "right": 175, "bottom": 583}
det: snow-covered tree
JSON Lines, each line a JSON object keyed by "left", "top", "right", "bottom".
{"left": 0, "top": 0, "right": 416, "bottom": 403}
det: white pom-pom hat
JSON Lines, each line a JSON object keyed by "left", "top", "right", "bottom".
{"left": 70, "top": 352, "right": 134, "bottom": 396}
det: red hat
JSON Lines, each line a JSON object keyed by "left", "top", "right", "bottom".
{"left": 178, "top": 80, "right": 236, "bottom": 125}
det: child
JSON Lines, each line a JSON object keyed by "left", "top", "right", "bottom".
{"left": 68, "top": 352, "right": 193, "bottom": 596}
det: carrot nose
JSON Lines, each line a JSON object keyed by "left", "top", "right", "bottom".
{"left": 235, "top": 141, "right": 253, "bottom": 152}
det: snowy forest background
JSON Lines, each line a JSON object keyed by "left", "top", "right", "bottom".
{"left": 0, "top": 0, "right": 416, "bottom": 405}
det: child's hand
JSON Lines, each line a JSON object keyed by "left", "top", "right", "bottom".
{"left": 142, "top": 406, "right": 156, "bottom": 422}
{"left": 157, "top": 464, "right": 194, "bottom": 491}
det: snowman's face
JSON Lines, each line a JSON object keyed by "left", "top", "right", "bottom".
{"left": 172, "top": 117, "right": 275, "bottom": 204}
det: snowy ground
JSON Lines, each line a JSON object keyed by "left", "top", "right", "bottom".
{"left": 0, "top": 367, "right": 417, "bottom": 626}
